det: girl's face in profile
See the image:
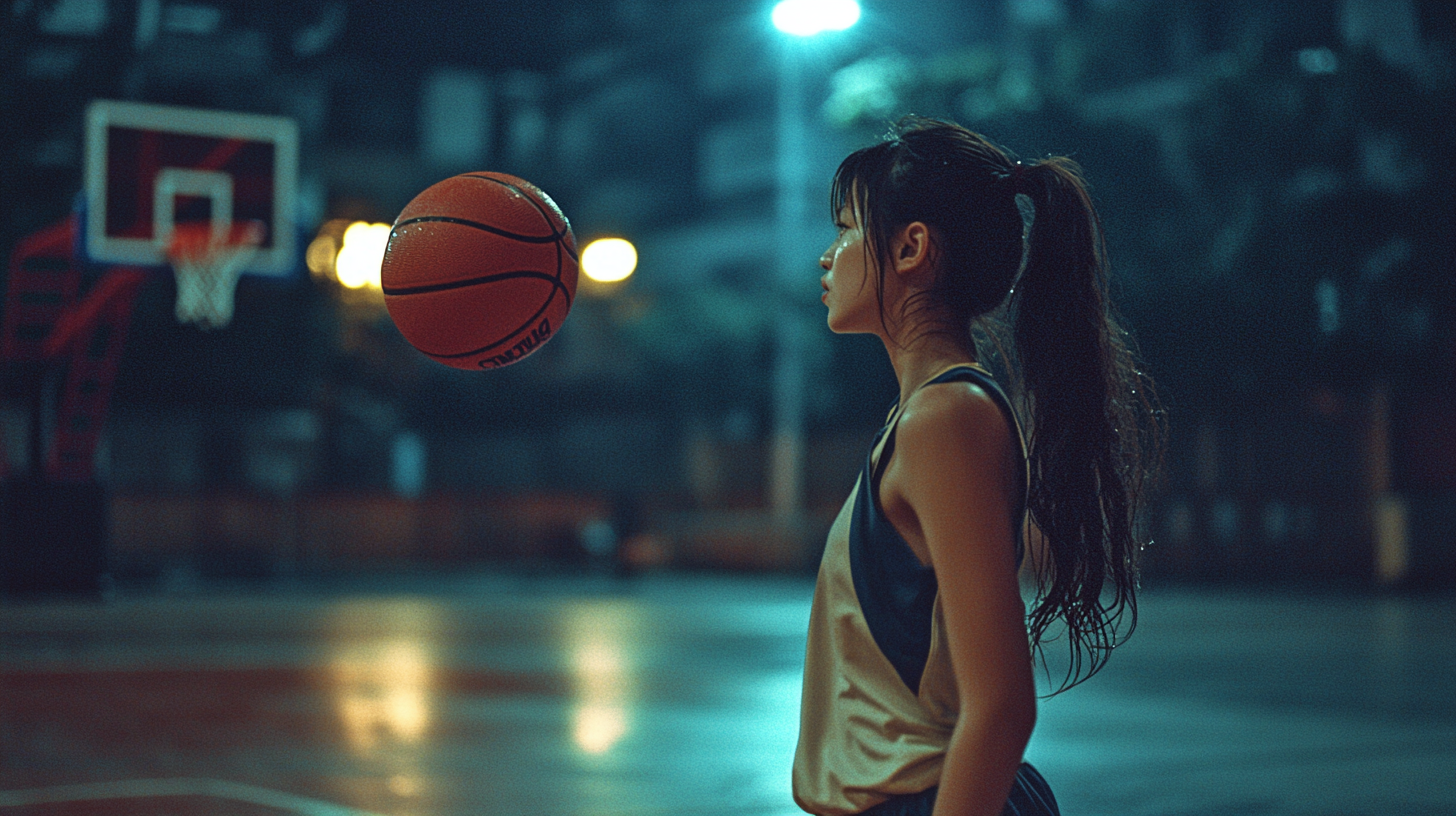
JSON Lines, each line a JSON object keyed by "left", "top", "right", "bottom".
{"left": 819, "top": 201, "right": 878, "bottom": 335}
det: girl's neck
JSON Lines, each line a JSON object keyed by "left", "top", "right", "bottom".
{"left": 882, "top": 327, "right": 978, "bottom": 407}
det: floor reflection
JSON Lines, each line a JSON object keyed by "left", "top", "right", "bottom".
{"left": 1, "top": 575, "right": 1448, "bottom": 816}
{"left": 332, "top": 638, "right": 433, "bottom": 751}
{"left": 322, "top": 599, "right": 441, "bottom": 814}
{"left": 560, "top": 600, "right": 641, "bottom": 757}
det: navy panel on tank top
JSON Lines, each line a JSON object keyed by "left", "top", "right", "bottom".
{"left": 847, "top": 365, "right": 1027, "bottom": 694}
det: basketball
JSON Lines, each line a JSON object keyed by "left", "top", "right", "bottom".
{"left": 381, "top": 172, "right": 578, "bottom": 370}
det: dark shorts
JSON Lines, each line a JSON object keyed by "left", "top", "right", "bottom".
{"left": 859, "top": 762, "right": 1060, "bottom": 816}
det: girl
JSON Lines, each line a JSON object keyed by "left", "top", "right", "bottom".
{"left": 793, "top": 117, "right": 1158, "bottom": 816}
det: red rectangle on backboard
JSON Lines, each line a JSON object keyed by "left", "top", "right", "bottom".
{"left": 84, "top": 100, "right": 298, "bottom": 276}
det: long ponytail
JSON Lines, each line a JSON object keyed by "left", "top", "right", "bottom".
{"left": 832, "top": 117, "right": 1161, "bottom": 692}
{"left": 1012, "top": 158, "right": 1157, "bottom": 690}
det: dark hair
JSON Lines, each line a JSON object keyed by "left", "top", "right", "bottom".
{"left": 831, "top": 116, "right": 1161, "bottom": 692}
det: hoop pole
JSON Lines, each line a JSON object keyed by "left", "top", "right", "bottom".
{"left": 43, "top": 267, "right": 147, "bottom": 358}
{"left": 47, "top": 267, "right": 148, "bottom": 482}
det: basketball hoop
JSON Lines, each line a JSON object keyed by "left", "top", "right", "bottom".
{"left": 166, "top": 221, "right": 264, "bottom": 329}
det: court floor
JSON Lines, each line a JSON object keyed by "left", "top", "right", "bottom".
{"left": 2, "top": 571, "right": 1453, "bottom": 816}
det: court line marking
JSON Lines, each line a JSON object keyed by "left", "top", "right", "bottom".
{"left": 0, "top": 778, "right": 389, "bottom": 816}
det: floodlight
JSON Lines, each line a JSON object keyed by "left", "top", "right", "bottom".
{"left": 581, "top": 238, "right": 637, "bottom": 283}
{"left": 335, "top": 221, "right": 390, "bottom": 289}
{"left": 771, "top": 0, "right": 860, "bottom": 37}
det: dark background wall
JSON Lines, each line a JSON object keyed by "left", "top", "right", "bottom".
{"left": 1, "top": 0, "right": 1452, "bottom": 586}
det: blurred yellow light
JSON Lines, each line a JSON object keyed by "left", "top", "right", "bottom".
{"left": 332, "top": 639, "right": 433, "bottom": 751}
{"left": 574, "top": 704, "right": 628, "bottom": 755}
{"left": 563, "top": 603, "right": 639, "bottom": 757}
{"left": 335, "top": 221, "right": 391, "bottom": 289}
{"left": 581, "top": 238, "right": 637, "bottom": 283}
{"left": 327, "top": 601, "right": 439, "bottom": 756}
{"left": 305, "top": 233, "right": 338, "bottom": 277}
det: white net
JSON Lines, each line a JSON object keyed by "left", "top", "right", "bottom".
{"left": 168, "top": 223, "right": 263, "bottom": 330}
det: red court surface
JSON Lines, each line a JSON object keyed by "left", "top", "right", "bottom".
{"left": 2, "top": 573, "right": 1454, "bottom": 816}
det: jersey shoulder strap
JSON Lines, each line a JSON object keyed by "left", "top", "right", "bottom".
{"left": 871, "top": 364, "right": 1023, "bottom": 488}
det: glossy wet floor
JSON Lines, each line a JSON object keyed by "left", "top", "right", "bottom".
{"left": 2, "top": 573, "right": 1453, "bottom": 816}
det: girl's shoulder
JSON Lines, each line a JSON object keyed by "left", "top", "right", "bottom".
{"left": 886, "top": 379, "right": 1019, "bottom": 509}
{"left": 896, "top": 377, "right": 1010, "bottom": 453}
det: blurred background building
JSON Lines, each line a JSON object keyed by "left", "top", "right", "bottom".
{"left": 1, "top": 0, "right": 1452, "bottom": 587}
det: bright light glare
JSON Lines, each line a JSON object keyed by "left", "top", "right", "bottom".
{"left": 335, "top": 221, "right": 390, "bottom": 289}
{"left": 581, "top": 238, "right": 637, "bottom": 283}
{"left": 305, "top": 232, "right": 338, "bottom": 277}
{"left": 574, "top": 705, "right": 628, "bottom": 755}
{"left": 563, "top": 603, "right": 640, "bottom": 757}
{"left": 332, "top": 639, "right": 434, "bottom": 752}
{"left": 772, "top": 0, "right": 860, "bottom": 37}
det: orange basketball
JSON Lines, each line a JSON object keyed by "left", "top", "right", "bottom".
{"left": 381, "top": 172, "right": 578, "bottom": 370}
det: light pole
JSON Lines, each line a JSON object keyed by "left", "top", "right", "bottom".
{"left": 767, "top": 0, "right": 860, "bottom": 520}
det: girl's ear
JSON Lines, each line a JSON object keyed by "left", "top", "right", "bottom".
{"left": 890, "top": 221, "right": 934, "bottom": 277}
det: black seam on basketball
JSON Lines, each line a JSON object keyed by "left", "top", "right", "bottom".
{"left": 421, "top": 285, "right": 562, "bottom": 359}
{"left": 382, "top": 270, "right": 569, "bottom": 297}
{"left": 559, "top": 236, "right": 580, "bottom": 263}
{"left": 395, "top": 270, "right": 566, "bottom": 359}
{"left": 399, "top": 174, "right": 576, "bottom": 360}
{"left": 459, "top": 174, "right": 580, "bottom": 263}
{"left": 394, "top": 215, "right": 559, "bottom": 244}
{"left": 556, "top": 240, "right": 573, "bottom": 309}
